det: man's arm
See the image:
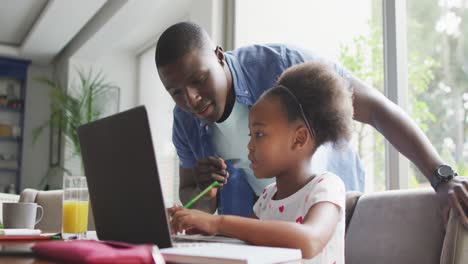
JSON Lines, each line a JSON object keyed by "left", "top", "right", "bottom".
{"left": 351, "top": 76, "right": 441, "bottom": 177}
{"left": 179, "top": 166, "right": 217, "bottom": 214}
{"left": 351, "top": 75, "right": 468, "bottom": 226}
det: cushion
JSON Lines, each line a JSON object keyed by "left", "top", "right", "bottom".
{"left": 345, "top": 191, "right": 362, "bottom": 232}
{"left": 345, "top": 189, "right": 445, "bottom": 264}
{"left": 440, "top": 210, "right": 468, "bottom": 264}
{"left": 32, "top": 240, "right": 155, "bottom": 264}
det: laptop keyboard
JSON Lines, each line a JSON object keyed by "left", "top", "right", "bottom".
{"left": 172, "top": 234, "right": 246, "bottom": 244}
{"left": 173, "top": 242, "right": 217, "bottom": 248}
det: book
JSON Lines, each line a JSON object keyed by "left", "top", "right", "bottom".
{"left": 0, "top": 229, "right": 57, "bottom": 241}
{"left": 0, "top": 229, "right": 41, "bottom": 236}
{"left": 160, "top": 243, "right": 302, "bottom": 264}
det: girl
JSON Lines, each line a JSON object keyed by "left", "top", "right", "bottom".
{"left": 170, "top": 61, "right": 353, "bottom": 263}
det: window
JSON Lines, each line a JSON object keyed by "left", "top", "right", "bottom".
{"left": 235, "top": 0, "right": 385, "bottom": 192}
{"left": 406, "top": 0, "right": 468, "bottom": 188}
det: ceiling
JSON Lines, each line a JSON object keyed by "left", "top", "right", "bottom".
{"left": 0, "top": 0, "right": 48, "bottom": 46}
{"left": 0, "top": 0, "right": 191, "bottom": 65}
{"left": 0, "top": 0, "right": 107, "bottom": 64}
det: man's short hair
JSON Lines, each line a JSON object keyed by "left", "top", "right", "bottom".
{"left": 155, "top": 22, "right": 211, "bottom": 67}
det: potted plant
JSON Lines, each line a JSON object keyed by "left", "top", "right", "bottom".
{"left": 33, "top": 68, "right": 119, "bottom": 189}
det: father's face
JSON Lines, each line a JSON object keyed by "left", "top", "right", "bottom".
{"left": 158, "top": 47, "right": 230, "bottom": 123}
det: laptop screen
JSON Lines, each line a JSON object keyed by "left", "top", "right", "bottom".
{"left": 78, "top": 106, "right": 173, "bottom": 248}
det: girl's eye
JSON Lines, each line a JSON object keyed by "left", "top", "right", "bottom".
{"left": 248, "top": 132, "right": 264, "bottom": 138}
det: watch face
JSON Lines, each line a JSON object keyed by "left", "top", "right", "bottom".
{"left": 438, "top": 165, "right": 453, "bottom": 178}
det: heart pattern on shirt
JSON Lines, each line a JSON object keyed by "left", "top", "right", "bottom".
{"left": 279, "top": 205, "right": 284, "bottom": 213}
{"left": 295, "top": 216, "right": 303, "bottom": 224}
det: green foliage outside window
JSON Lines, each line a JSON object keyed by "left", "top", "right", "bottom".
{"left": 338, "top": 0, "right": 467, "bottom": 190}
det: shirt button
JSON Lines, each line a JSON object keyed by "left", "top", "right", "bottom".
{"left": 245, "top": 91, "right": 249, "bottom": 94}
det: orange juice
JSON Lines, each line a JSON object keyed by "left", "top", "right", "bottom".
{"left": 62, "top": 201, "right": 89, "bottom": 234}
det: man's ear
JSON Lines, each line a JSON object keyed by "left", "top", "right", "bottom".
{"left": 215, "top": 46, "right": 225, "bottom": 64}
{"left": 292, "top": 126, "right": 310, "bottom": 149}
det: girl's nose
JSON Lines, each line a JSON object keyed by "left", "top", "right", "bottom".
{"left": 247, "top": 138, "right": 254, "bottom": 151}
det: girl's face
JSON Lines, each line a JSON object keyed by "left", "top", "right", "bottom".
{"left": 247, "top": 96, "right": 299, "bottom": 179}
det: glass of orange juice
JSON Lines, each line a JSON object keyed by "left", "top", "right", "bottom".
{"left": 62, "top": 175, "right": 89, "bottom": 240}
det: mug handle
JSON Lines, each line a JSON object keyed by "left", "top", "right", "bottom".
{"left": 35, "top": 205, "right": 44, "bottom": 225}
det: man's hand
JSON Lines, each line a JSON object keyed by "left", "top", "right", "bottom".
{"left": 437, "top": 176, "right": 468, "bottom": 228}
{"left": 194, "top": 157, "right": 230, "bottom": 189}
{"left": 170, "top": 206, "right": 222, "bottom": 235}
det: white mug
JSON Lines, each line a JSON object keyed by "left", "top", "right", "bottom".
{"left": 2, "top": 202, "right": 43, "bottom": 229}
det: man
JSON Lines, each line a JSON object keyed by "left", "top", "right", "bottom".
{"left": 155, "top": 22, "right": 467, "bottom": 226}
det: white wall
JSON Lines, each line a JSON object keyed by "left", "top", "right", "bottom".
{"left": 44, "top": 0, "right": 220, "bottom": 198}
{"left": 21, "top": 64, "right": 53, "bottom": 189}
{"left": 56, "top": 52, "right": 138, "bottom": 182}
{"left": 91, "top": 52, "right": 137, "bottom": 111}
{"left": 138, "top": 45, "right": 179, "bottom": 206}
{"left": 189, "top": 0, "right": 226, "bottom": 46}
{"left": 134, "top": 0, "right": 227, "bottom": 205}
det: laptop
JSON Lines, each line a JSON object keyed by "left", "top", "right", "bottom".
{"left": 78, "top": 106, "right": 174, "bottom": 247}
{"left": 78, "top": 106, "right": 302, "bottom": 263}
{"left": 78, "top": 106, "right": 243, "bottom": 246}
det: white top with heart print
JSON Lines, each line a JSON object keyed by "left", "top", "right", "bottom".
{"left": 253, "top": 172, "right": 346, "bottom": 264}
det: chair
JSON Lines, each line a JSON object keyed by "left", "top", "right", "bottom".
{"left": 345, "top": 189, "right": 468, "bottom": 264}
{"left": 19, "top": 188, "right": 95, "bottom": 233}
{"left": 0, "top": 192, "right": 20, "bottom": 224}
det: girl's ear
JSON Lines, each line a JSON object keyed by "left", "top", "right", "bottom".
{"left": 292, "top": 125, "right": 310, "bottom": 149}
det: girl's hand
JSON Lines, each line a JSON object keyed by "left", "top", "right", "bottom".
{"left": 170, "top": 208, "right": 221, "bottom": 235}
{"left": 168, "top": 204, "right": 183, "bottom": 217}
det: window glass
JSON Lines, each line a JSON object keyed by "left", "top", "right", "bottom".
{"left": 236, "top": 0, "right": 385, "bottom": 191}
{"left": 406, "top": 0, "right": 468, "bottom": 188}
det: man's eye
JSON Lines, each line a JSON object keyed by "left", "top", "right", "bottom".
{"left": 172, "top": 90, "right": 181, "bottom": 96}
{"left": 194, "top": 75, "right": 207, "bottom": 84}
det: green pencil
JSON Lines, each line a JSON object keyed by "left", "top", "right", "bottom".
{"left": 184, "top": 181, "right": 219, "bottom": 209}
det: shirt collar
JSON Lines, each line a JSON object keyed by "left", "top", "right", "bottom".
{"left": 225, "top": 52, "right": 253, "bottom": 103}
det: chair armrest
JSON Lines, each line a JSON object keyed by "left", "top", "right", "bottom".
{"left": 440, "top": 210, "right": 468, "bottom": 264}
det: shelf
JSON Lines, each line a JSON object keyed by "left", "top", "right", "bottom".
{"left": 0, "top": 137, "right": 21, "bottom": 142}
{"left": 1, "top": 57, "right": 29, "bottom": 195}
{"left": 0, "top": 106, "right": 22, "bottom": 113}
{"left": 0, "top": 168, "right": 18, "bottom": 173}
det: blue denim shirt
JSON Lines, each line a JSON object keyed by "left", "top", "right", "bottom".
{"left": 173, "top": 44, "right": 365, "bottom": 216}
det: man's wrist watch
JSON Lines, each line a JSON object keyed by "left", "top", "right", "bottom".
{"left": 430, "top": 164, "right": 457, "bottom": 190}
